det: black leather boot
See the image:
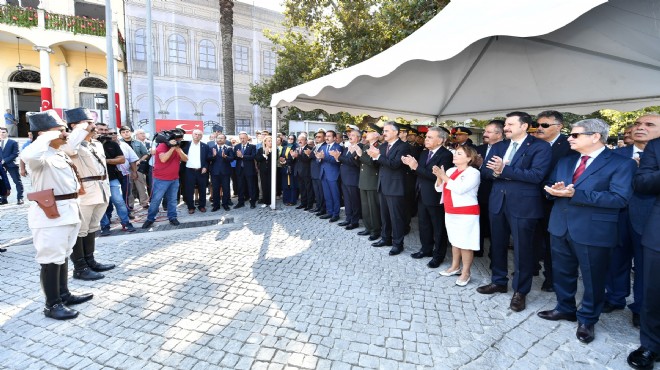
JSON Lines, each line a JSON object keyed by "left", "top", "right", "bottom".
{"left": 83, "top": 233, "right": 115, "bottom": 272}
{"left": 59, "top": 260, "right": 93, "bottom": 306}
{"left": 41, "top": 263, "right": 78, "bottom": 320}
{"left": 70, "top": 237, "right": 104, "bottom": 280}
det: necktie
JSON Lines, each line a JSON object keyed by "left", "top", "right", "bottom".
{"left": 426, "top": 151, "right": 434, "bottom": 165}
{"left": 0, "top": 140, "right": 4, "bottom": 151}
{"left": 386, "top": 143, "right": 391, "bottom": 156}
{"left": 637, "top": 151, "right": 643, "bottom": 159}
{"left": 572, "top": 155, "right": 590, "bottom": 183}
{"left": 507, "top": 142, "right": 518, "bottom": 163}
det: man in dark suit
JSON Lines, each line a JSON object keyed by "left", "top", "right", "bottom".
{"left": 368, "top": 122, "right": 412, "bottom": 256}
{"left": 398, "top": 126, "right": 417, "bottom": 234}
{"left": 628, "top": 136, "right": 660, "bottom": 369}
{"left": 0, "top": 164, "right": 11, "bottom": 207}
{"left": 208, "top": 134, "right": 234, "bottom": 211}
{"left": 333, "top": 130, "right": 362, "bottom": 229}
{"left": 477, "top": 111, "right": 551, "bottom": 312}
{"left": 358, "top": 131, "right": 381, "bottom": 241}
{"left": 475, "top": 120, "right": 504, "bottom": 257}
{"left": 605, "top": 113, "right": 660, "bottom": 327}
{"left": 402, "top": 127, "right": 453, "bottom": 268}
{"left": 182, "top": 130, "right": 211, "bottom": 213}
{"left": 289, "top": 134, "right": 314, "bottom": 210}
{"left": 309, "top": 130, "right": 326, "bottom": 215}
{"left": 533, "top": 111, "right": 576, "bottom": 292}
{"left": 316, "top": 130, "right": 342, "bottom": 222}
{"left": 234, "top": 131, "right": 258, "bottom": 209}
{"left": 538, "top": 118, "right": 636, "bottom": 344}
{"left": 0, "top": 127, "right": 24, "bottom": 204}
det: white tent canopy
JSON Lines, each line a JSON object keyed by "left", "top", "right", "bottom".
{"left": 270, "top": 0, "right": 660, "bottom": 122}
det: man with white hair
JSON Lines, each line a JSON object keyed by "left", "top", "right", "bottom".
{"left": 183, "top": 129, "right": 211, "bottom": 213}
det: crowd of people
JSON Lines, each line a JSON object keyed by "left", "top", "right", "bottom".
{"left": 7, "top": 107, "right": 660, "bottom": 369}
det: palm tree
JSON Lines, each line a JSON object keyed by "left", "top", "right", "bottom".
{"left": 219, "top": 0, "right": 235, "bottom": 134}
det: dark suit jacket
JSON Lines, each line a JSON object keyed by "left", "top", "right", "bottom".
{"left": 318, "top": 142, "right": 342, "bottom": 181}
{"left": 359, "top": 143, "right": 379, "bottom": 191}
{"left": 183, "top": 141, "right": 211, "bottom": 170}
{"left": 377, "top": 139, "right": 411, "bottom": 197}
{"left": 0, "top": 165, "right": 10, "bottom": 194}
{"left": 234, "top": 143, "right": 257, "bottom": 176}
{"left": 547, "top": 134, "right": 575, "bottom": 178}
{"left": 1, "top": 139, "right": 19, "bottom": 168}
{"left": 338, "top": 144, "right": 361, "bottom": 187}
{"left": 416, "top": 147, "right": 453, "bottom": 206}
{"left": 548, "top": 148, "right": 637, "bottom": 247}
{"left": 290, "top": 144, "right": 312, "bottom": 178}
{"left": 482, "top": 135, "right": 551, "bottom": 219}
{"left": 614, "top": 145, "right": 655, "bottom": 234}
{"left": 476, "top": 143, "right": 493, "bottom": 204}
{"left": 208, "top": 143, "right": 235, "bottom": 176}
{"left": 633, "top": 138, "right": 660, "bottom": 251}
{"left": 310, "top": 144, "right": 323, "bottom": 180}
{"left": 255, "top": 147, "right": 272, "bottom": 173}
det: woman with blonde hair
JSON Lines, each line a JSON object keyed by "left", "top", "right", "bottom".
{"left": 256, "top": 135, "right": 273, "bottom": 207}
{"left": 433, "top": 145, "right": 481, "bottom": 286}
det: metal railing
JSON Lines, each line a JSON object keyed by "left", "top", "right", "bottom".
{"left": 0, "top": 4, "right": 38, "bottom": 28}
{"left": 45, "top": 12, "right": 105, "bottom": 36}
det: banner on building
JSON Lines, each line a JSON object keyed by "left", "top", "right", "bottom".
{"left": 155, "top": 119, "right": 204, "bottom": 134}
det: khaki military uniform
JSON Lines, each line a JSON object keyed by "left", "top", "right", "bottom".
{"left": 20, "top": 131, "right": 81, "bottom": 264}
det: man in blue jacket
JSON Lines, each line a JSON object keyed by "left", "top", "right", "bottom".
{"left": 0, "top": 127, "right": 24, "bottom": 204}
{"left": 208, "top": 134, "right": 234, "bottom": 211}
{"left": 316, "top": 130, "right": 342, "bottom": 222}
{"left": 538, "top": 118, "right": 636, "bottom": 344}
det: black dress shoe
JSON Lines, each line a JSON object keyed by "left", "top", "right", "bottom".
{"left": 338, "top": 221, "right": 350, "bottom": 227}
{"left": 61, "top": 293, "right": 94, "bottom": 306}
{"left": 627, "top": 346, "right": 659, "bottom": 370}
{"left": 296, "top": 204, "right": 306, "bottom": 209}
{"left": 44, "top": 303, "right": 78, "bottom": 320}
{"left": 170, "top": 219, "right": 180, "bottom": 226}
{"left": 602, "top": 301, "right": 625, "bottom": 313}
{"left": 223, "top": 205, "right": 230, "bottom": 211}
{"left": 389, "top": 246, "right": 403, "bottom": 256}
{"left": 73, "top": 268, "right": 104, "bottom": 281}
{"left": 510, "top": 292, "right": 526, "bottom": 312}
{"left": 142, "top": 220, "right": 155, "bottom": 229}
{"left": 541, "top": 280, "right": 554, "bottom": 292}
{"left": 17, "top": 199, "right": 24, "bottom": 205}
{"left": 0, "top": 248, "right": 6, "bottom": 253}
{"left": 315, "top": 211, "right": 325, "bottom": 216}
{"left": 368, "top": 235, "right": 380, "bottom": 241}
{"left": 411, "top": 251, "right": 433, "bottom": 259}
{"left": 345, "top": 224, "right": 359, "bottom": 230}
{"left": 537, "top": 309, "right": 577, "bottom": 322}
{"left": 476, "top": 283, "right": 508, "bottom": 295}
{"left": 319, "top": 214, "right": 331, "bottom": 219}
{"left": 250, "top": 203, "right": 256, "bottom": 209}
{"left": 357, "top": 230, "right": 371, "bottom": 236}
{"left": 234, "top": 203, "right": 245, "bottom": 209}
{"left": 474, "top": 250, "right": 484, "bottom": 257}
{"left": 633, "top": 313, "right": 641, "bottom": 328}
{"left": 211, "top": 206, "right": 220, "bottom": 212}
{"left": 329, "top": 216, "right": 339, "bottom": 222}
{"left": 576, "top": 323, "right": 595, "bottom": 344}
{"left": 372, "top": 240, "right": 392, "bottom": 247}
{"left": 427, "top": 258, "right": 442, "bottom": 268}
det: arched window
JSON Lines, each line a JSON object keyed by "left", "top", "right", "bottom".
{"left": 168, "top": 34, "right": 186, "bottom": 63}
{"left": 9, "top": 70, "right": 41, "bottom": 83}
{"left": 199, "top": 40, "right": 216, "bottom": 69}
{"left": 79, "top": 77, "right": 108, "bottom": 88}
{"left": 135, "top": 28, "right": 146, "bottom": 61}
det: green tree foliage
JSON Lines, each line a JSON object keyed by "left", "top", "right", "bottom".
{"left": 250, "top": 0, "right": 448, "bottom": 127}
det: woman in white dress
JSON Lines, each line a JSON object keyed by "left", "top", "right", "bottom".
{"left": 433, "top": 145, "right": 481, "bottom": 286}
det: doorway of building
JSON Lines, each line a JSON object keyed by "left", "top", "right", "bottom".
{"left": 8, "top": 70, "right": 41, "bottom": 138}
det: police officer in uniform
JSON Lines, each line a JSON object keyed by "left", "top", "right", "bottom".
{"left": 61, "top": 108, "right": 115, "bottom": 280}
{"left": 21, "top": 110, "right": 93, "bottom": 320}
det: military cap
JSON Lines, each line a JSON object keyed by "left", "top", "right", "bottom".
{"left": 28, "top": 110, "right": 66, "bottom": 131}
{"left": 63, "top": 107, "right": 94, "bottom": 124}
{"left": 451, "top": 126, "right": 473, "bottom": 135}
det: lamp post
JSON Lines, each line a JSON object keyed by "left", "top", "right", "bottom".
{"left": 94, "top": 93, "right": 107, "bottom": 123}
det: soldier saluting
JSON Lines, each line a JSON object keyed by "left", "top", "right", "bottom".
{"left": 21, "top": 110, "right": 93, "bottom": 320}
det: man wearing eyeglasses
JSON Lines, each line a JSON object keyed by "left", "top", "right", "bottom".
{"left": 309, "top": 130, "right": 326, "bottom": 215}
{"left": 538, "top": 118, "right": 636, "bottom": 344}
{"left": 475, "top": 120, "right": 504, "bottom": 257}
{"left": 532, "top": 111, "right": 576, "bottom": 293}
{"left": 477, "top": 111, "right": 552, "bottom": 313}
{"left": 604, "top": 113, "right": 660, "bottom": 329}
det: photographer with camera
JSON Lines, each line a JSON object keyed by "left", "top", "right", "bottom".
{"left": 141, "top": 129, "right": 188, "bottom": 228}
{"left": 95, "top": 123, "right": 136, "bottom": 235}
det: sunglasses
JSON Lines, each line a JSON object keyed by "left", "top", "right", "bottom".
{"left": 569, "top": 132, "right": 596, "bottom": 139}
{"left": 539, "top": 123, "right": 561, "bottom": 128}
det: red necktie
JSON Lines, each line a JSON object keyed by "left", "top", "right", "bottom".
{"left": 572, "top": 155, "right": 590, "bottom": 183}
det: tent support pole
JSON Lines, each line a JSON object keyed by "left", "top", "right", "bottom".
{"left": 271, "top": 107, "right": 277, "bottom": 210}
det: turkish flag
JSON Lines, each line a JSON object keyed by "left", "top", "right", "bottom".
{"left": 155, "top": 119, "right": 204, "bottom": 134}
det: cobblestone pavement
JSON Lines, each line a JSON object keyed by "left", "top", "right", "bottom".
{"left": 0, "top": 181, "right": 641, "bottom": 369}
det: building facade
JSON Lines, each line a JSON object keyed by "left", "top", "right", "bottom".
{"left": 125, "top": 0, "right": 284, "bottom": 135}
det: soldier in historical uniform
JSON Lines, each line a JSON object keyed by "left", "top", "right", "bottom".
{"left": 21, "top": 110, "right": 93, "bottom": 320}
{"left": 61, "top": 108, "right": 115, "bottom": 281}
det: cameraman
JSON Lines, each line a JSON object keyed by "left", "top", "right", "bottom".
{"left": 95, "top": 123, "right": 136, "bottom": 235}
{"left": 141, "top": 130, "right": 187, "bottom": 228}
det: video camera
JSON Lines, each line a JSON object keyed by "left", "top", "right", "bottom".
{"left": 154, "top": 128, "right": 186, "bottom": 147}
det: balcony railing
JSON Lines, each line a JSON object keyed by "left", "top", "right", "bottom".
{"left": 0, "top": 4, "right": 38, "bottom": 28}
{"left": 45, "top": 12, "right": 105, "bottom": 36}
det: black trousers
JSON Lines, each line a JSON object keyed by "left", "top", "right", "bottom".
{"left": 533, "top": 200, "right": 554, "bottom": 281}
{"left": 298, "top": 175, "right": 313, "bottom": 208}
{"left": 211, "top": 173, "right": 231, "bottom": 208}
{"left": 360, "top": 189, "right": 380, "bottom": 237}
{"left": 259, "top": 169, "right": 272, "bottom": 205}
{"left": 380, "top": 193, "right": 406, "bottom": 247}
{"left": 312, "top": 178, "right": 325, "bottom": 211}
{"left": 184, "top": 168, "right": 208, "bottom": 209}
{"left": 641, "top": 247, "right": 660, "bottom": 353}
{"left": 490, "top": 209, "right": 537, "bottom": 294}
{"left": 341, "top": 183, "right": 361, "bottom": 225}
{"left": 418, "top": 201, "right": 448, "bottom": 261}
{"left": 237, "top": 171, "right": 257, "bottom": 205}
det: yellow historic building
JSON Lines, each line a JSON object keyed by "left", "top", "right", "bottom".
{"left": 0, "top": 0, "right": 126, "bottom": 136}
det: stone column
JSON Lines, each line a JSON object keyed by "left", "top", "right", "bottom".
{"left": 34, "top": 46, "right": 54, "bottom": 111}
{"left": 58, "top": 63, "right": 69, "bottom": 108}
